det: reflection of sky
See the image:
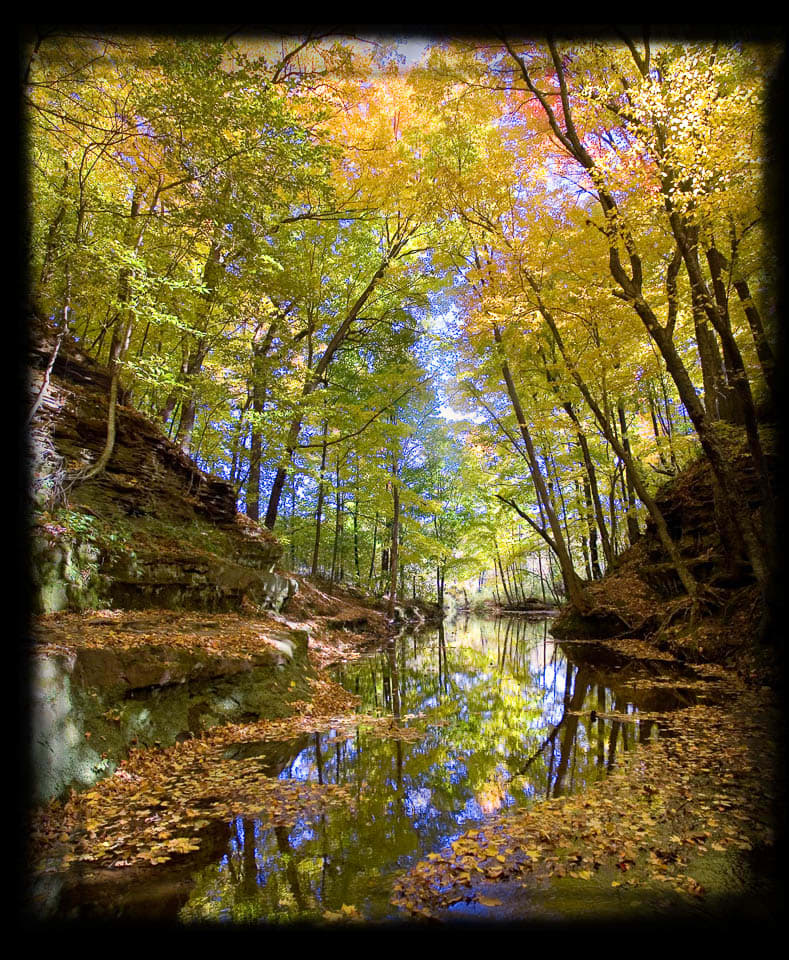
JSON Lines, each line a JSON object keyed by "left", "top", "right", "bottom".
{"left": 278, "top": 620, "right": 585, "bottom": 812}
{"left": 289, "top": 822, "right": 316, "bottom": 848}
{"left": 262, "top": 621, "right": 632, "bottom": 827}
{"left": 183, "top": 616, "right": 653, "bottom": 923}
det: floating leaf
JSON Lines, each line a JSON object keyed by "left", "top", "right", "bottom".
{"left": 477, "top": 896, "right": 502, "bottom": 907}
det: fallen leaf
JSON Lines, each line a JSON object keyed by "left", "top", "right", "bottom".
{"left": 477, "top": 896, "right": 502, "bottom": 907}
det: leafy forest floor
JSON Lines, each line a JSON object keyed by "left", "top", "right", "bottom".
{"left": 27, "top": 573, "right": 784, "bottom": 927}
{"left": 30, "top": 574, "right": 405, "bottom": 671}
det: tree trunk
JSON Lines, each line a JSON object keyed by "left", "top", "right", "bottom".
{"left": 492, "top": 322, "right": 589, "bottom": 612}
{"left": 732, "top": 277, "right": 776, "bottom": 399}
{"left": 353, "top": 458, "right": 361, "bottom": 582}
{"left": 617, "top": 399, "right": 641, "bottom": 546}
{"left": 387, "top": 475, "right": 400, "bottom": 619}
{"left": 368, "top": 511, "right": 379, "bottom": 588}
{"left": 496, "top": 547, "right": 513, "bottom": 606}
{"left": 503, "top": 39, "right": 769, "bottom": 591}
{"left": 263, "top": 242, "right": 408, "bottom": 529}
{"left": 310, "top": 419, "right": 329, "bottom": 576}
{"left": 75, "top": 183, "right": 149, "bottom": 483}
{"left": 534, "top": 294, "right": 698, "bottom": 596}
{"left": 582, "top": 477, "right": 602, "bottom": 578}
{"left": 330, "top": 457, "right": 343, "bottom": 583}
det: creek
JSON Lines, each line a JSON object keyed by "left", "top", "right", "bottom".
{"left": 40, "top": 615, "right": 709, "bottom": 924}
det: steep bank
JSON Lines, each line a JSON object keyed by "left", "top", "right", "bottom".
{"left": 551, "top": 434, "right": 780, "bottom": 683}
{"left": 29, "top": 576, "right": 440, "bottom": 805}
{"left": 27, "top": 329, "right": 441, "bottom": 627}
{"left": 30, "top": 611, "right": 313, "bottom": 804}
{"left": 26, "top": 332, "right": 440, "bottom": 805}
{"left": 28, "top": 331, "right": 293, "bottom": 615}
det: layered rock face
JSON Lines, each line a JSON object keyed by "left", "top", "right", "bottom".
{"left": 28, "top": 333, "right": 295, "bottom": 614}
{"left": 639, "top": 447, "right": 767, "bottom": 598}
{"left": 30, "top": 615, "right": 312, "bottom": 803}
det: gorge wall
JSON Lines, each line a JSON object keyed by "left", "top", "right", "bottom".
{"left": 28, "top": 329, "right": 296, "bottom": 616}
{"left": 552, "top": 428, "right": 779, "bottom": 681}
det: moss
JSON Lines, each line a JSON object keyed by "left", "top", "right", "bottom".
{"left": 36, "top": 577, "right": 69, "bottom": 614}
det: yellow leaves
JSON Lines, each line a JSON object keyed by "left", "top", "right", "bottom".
{"left": 323, "top": 903, "right": 360, "bottom": 922}
{"left": 32, "top": 610, "right": 301, "bottom": 663}
{"left": 476, "top": 895, "right": 502, "bottom": 907}
{"left": 683, "top": 877, "right": 706, "bottom": 898}
{"left": 392, "top": 678, "right": 775, "bottom": 920}
{"left": 161, "top": 836, "right": 202, "bottom": 855}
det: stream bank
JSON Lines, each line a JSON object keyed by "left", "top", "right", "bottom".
{"left": 30, "top": 611, "right": 313, "bottom": 805}
{"left": 30, "top": 579, "right": 440, "bottom": 806}
{"left": 28, "top": 615, "right": 781, "bottom": 926}
{"left": 27, "top": 331, "right": 441, "bottom": 808}
{"left": 550, "top": 433, "right": 781, "bottom": 689}
{"left": 25, "top": 332, "right": 781, "bottom": 926}
{"left": 392, "top": 628, "right": 781, "bottom": 925}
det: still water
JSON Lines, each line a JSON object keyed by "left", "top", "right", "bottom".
{"left": 53, "top": 616, "right": 692, "bottom": 923}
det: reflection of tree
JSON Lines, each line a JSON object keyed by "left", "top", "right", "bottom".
{"left": 639, "top": 716, "right": 655, "bottom": 744}
{"left": 314, "top": 731, "right": 324, "bottom": 785}
{"left": 369, "top": 661, "right": 379, "bottom": 712}
{"left": 437, "top": 620, "right": 452, "bottom": 700}
{"left": 596, "top": 685, "right": 606, "bottom": 769}
{"left": 239, "top": 818, "right": 258, "bottom": 903}
{"left": 274, "top": 825, "right": 307, "bottom": 912}
{"left": 182, "top": 616, "right": 653, "bottom": 922}
{"left": 388, "top": 638, "right": 402, "bottom": 721}
{"left": 607, "top": 694, "right": 628, "bottom": 772}
{"left": 553, "top": 664, "right": 591, "bottom": 797}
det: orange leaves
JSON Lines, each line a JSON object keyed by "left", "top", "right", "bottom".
{"left": 321, "top": 71, "right": 443, "bottom": 218}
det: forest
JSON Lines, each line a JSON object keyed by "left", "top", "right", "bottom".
{"left": 24, "top": 27, "right": 782, "bottom": 926}
{"left": 26, "top": 28, "right": 782, "bottom": 613}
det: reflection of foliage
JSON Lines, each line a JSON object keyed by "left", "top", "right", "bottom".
{"left": 394, "top": 677, "right": 775, "bottom": 919}
{"left": 37, "top": 616, "right": 671, "bottom": 923}
{"left": 177, "top": 616, "right": 656, "bottom": 922}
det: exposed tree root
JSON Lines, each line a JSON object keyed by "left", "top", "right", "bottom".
{"left": 659, "top": 585, "right": 727, "bottom": 634}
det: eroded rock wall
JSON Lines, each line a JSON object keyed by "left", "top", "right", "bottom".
{"left": 31, "top": 626, "right": 312, "bottom": 804}
{"left": 28, "top": 334, "right": 296, "bottom": 615}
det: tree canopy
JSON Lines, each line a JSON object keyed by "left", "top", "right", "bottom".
{"left": 24, "top": 28, "right": 781, "bottom": 610}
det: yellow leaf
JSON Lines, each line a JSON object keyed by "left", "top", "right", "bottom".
{"left": 477, "top": 896, "right": 502, "bottom": 907}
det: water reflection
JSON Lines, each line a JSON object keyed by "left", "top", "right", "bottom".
{"left": 177, "top": 616, "right": 681, "bottom": 923}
